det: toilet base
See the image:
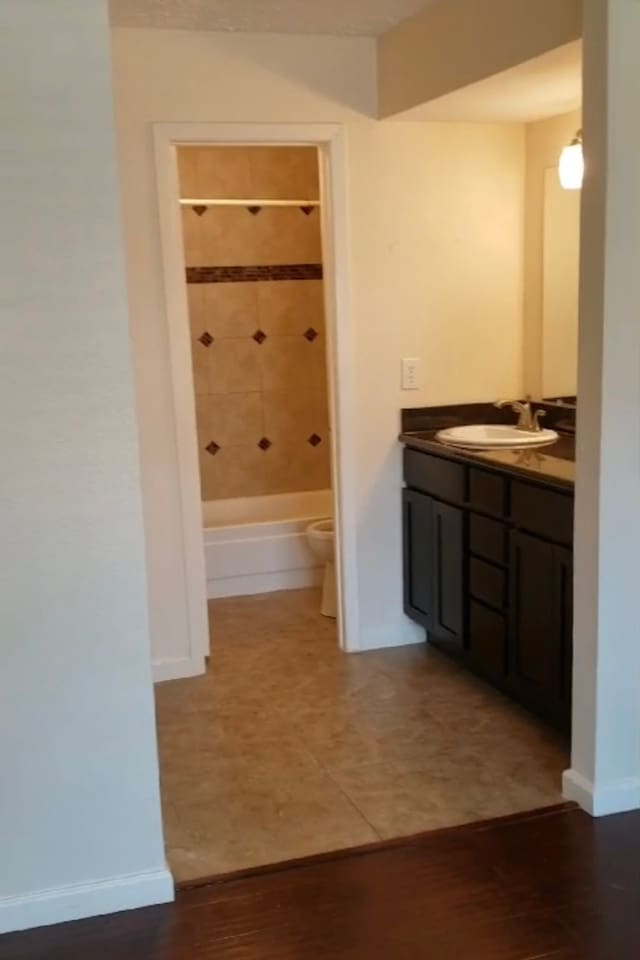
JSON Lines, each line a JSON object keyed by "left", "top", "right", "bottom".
{"left": 321, "top": 561, "right": 337, "bottom": 619}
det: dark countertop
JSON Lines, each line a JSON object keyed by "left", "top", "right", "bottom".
{"left": 399, "top": 403, "right": 576, "bottom": 491}
{"left": 400, "top": 430, "right": 575, "bottom": 490}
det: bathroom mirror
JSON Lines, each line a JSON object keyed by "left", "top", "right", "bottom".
{"left": 541, "top": 167, "right": 581, "bottom": 401}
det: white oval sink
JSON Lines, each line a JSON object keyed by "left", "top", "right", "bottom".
{"left": 436, "top": 424, "right": 559, "bottom": 450}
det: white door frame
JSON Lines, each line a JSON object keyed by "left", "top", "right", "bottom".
{"left": 152, "top": 122, "right": 360, "bottom": 665}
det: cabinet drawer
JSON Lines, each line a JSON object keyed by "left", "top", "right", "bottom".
{"left": 511, "top": 481, "right": 573, "bottom": 546}
{"left": 469, "top": 513, "right": 507, "bottom": 565}
{"left": 469, "top": 601, "right": 507, "bottom": 680}
{"left": 470, "top": 557, "right": 507, "bottom": 610}
{"left": 404, "top": 449, "right": 465, "bottom": 504}
{"left": 469, "top": 468, "right": 507, "bottom": 517}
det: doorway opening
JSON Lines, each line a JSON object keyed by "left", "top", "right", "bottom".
{"left": 179, "top": 144, "right": 335, "bottom": 616}
{"left": 152, "top": 126, "right": 569, "bottom": 888}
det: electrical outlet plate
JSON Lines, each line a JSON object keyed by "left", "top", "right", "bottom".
{"left": 402, "top": 357, "right": 421, "bottom": 390}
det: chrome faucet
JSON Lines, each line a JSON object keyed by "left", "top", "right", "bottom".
{"left": 494, "top": 399, "right": 547, "bottom": 433}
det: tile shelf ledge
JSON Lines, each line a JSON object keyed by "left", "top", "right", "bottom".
{"left": 180, "top": 198, "right": 320, "bottom": 207}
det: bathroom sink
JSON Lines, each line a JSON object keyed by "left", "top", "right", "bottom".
{"left": 436, "top": 424, "right": 559, "bottom": 450}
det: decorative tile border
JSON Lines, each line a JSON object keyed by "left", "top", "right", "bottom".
{"left": 186, "top": 264, "right": 323, "bottom": 284}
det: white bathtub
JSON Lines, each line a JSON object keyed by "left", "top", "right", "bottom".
{"left": 203, "top": 490, "right": 333, "bottom": 599}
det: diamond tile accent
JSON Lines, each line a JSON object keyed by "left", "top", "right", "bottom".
{"left": 253, "top": 330, "right": 267, "bottom": 344}
{"left": 308, "top": 433, "right": 322, "bottom": 447}
{"left": 247, "top": 205, "right": 262, "bottom": 216}
{"left": 192, "top": 205, "right": 208, "bottom": 217}
{"left": 258, "top": 437, "right": 272, "bottom": 451}
{"left": 304, "top": 327, "right": 318, "bottom": 342}
{"left": 198, "top": 331, "right": 214, "bottom": 347}
{"left": 205, "top": 441, "right": 220, "bottom": 456}
{"left": 300, "top": 205, "right": 315, "bottom": 216}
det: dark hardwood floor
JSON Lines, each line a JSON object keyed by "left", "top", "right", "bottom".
{"left": 2, "top": 804, "right": 640, "bottom": 960}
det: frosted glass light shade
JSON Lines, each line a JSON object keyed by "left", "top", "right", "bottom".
{"left": 559, "top": 133, "right": 584, "bottom": 190}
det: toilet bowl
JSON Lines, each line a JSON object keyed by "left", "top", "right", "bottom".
{"left": 306, "top": 518, "right": 337, "bottom": 618}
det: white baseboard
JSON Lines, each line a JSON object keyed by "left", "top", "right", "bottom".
{"left": 354, "top": 618, "right": 425, "bottom": 652}
{"left": 208, "top": 567, "right": 322, "bottom": 599}
{"left": 153, "top": 655, "right": 205, "bottom": 683}
{"left": 562, "top": 768, "right": 640, "bottom": 816}
{"left": 0, "top": 866, "right": 174, "bottom": 935}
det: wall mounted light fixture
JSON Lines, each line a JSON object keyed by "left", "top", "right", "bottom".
{"left": 559, "top": 129, "right": 584, "bottom": 190}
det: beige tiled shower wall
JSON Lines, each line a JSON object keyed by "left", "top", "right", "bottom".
{"left": 178, "top": 147, "right": 331, "bottom": 501}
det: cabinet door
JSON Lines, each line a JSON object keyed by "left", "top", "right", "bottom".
{"left": 509, "top": 530, "right": 569, "bottom": 726}
{"left": 430, "top": 500, "right": 465, "bottom": 652}
{"left": 402, "top": 489, "right": 433, "bottom": 628}
{"left": 555, "top": 545, "right": 573, "bottom": 726}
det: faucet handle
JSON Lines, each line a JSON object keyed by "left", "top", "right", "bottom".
{"left": 531, "top": 408, "right": 547, "bottom": 433}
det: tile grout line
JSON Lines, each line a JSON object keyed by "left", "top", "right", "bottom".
{"left": 287, "top": 731, "right": 383, "bottom": 840}
{"left": 322, "top": 764, "right": 385, "bottom": 842}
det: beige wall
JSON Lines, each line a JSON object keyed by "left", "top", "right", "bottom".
{"left": 111, "top": 27, "right": 524, "bottom": 656}
{"left": 177, "top": 146, "right": 330, "bottom": 500}
{"left": 378, "top": 0, "right": 582, "bottom": 118}
{"left": 523, "top": 108, "right": 582, "bottom": 396}
{"left": 0, "top": 0, "right": 169, "bottom": 933}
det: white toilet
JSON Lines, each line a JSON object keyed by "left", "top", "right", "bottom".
{"left": 306, "top": 518, "right": 337, "bottom": 618}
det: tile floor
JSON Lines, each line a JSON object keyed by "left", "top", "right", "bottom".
{"left": 155, "top": 588, "right": 567, "bottom": 883}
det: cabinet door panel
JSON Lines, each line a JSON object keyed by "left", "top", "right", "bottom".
{"left": 509, "top": 530, "right": 565, "bottom": 722}
{"left": 402, "top": 489, "right": 433, "bottom": 627}
{"left": 555, "top": 545, "right": 573, "bottom": 717}
{"left": 431, "top": 500, "right": 464, "bottom": 651}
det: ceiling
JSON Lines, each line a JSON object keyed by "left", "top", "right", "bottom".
{"left": 108, "top": 0, "right": 433, "bottom": 36}
{"left": 395, "top": 41, "right": 583, "bottom": 124}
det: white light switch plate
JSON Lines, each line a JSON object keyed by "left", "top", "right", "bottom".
{"left": 402, "top": 357, "right": 422, "bottom": 391}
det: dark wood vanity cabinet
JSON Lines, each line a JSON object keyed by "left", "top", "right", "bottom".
{"left": 402, "top": 490, "right": 465, "bottom": 654}
{"left": 403, "top": 448, "right": 574, "bottom": 732}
